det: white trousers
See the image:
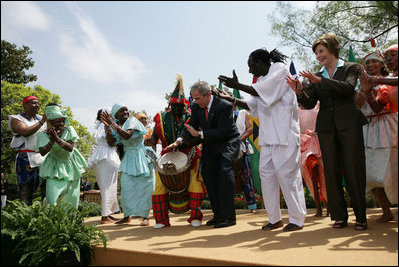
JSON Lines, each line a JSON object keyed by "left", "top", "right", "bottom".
{"left": 259, "top": 138, "right": 307, "bottom": 226}
{"left": 94, "top": 160, "right": 120, "bottom": 216}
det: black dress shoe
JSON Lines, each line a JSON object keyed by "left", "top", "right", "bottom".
{"left": 206, "top": 218, "right": 220, "bottom": 226}
{"left": 261, "top": 220, "right": 283, "bottom": 231}
{"left": 214, "top": 219, "right": 236, "bottom": 228}
{"left": 282, "top": 223, "right": 303, "bottom": 232}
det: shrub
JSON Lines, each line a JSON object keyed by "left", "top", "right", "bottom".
{"left": 200, "top": 199, "right": 212, "bottom": 210}
{"left": 78, "top": 200, "right": 102, "bottom": 217}
{"left": 1, "top": 199, "right": 108, "bottom": 266}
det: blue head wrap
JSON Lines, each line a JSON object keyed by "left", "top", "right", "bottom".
{"left": 111, "top": 103, "right": 126, "bottom": 120}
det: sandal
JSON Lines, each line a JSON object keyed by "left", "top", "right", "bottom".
{"left": 140, "top": 218, "right": 149, "bottom": 226}
{"left": 354, "top": 222, "right": 368, "bottom": 230}
{"left": 332, "top": 220, "right": 347, "bottom": 229}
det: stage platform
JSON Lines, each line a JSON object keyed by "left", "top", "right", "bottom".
{"left": 85, "top": 208, "right": 398, "bottom": 266}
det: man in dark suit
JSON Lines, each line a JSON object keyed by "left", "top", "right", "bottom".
{"left": 165, "top": 80, "right": 240, "bottom": 228}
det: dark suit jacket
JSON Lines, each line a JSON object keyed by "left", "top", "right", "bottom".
{"left": 182, "top": 97, "right": 240, "bottom": 157}
{"left": 297, "top": 62, "right": 368, "bottom": 132}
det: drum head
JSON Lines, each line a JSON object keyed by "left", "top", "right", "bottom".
{"left": 157, "top": 151, "right": 188, "bottom": 174}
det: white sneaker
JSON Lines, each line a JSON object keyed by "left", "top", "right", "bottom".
{"left": 154, "top": 223, "right": 166, "bottom": 229}
{"left": 191, "top": 220, "right": 202, "bottom": 227}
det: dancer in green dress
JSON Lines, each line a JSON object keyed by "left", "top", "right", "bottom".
{"left": 36, "top": 104, "right": 87, "bottom": 209}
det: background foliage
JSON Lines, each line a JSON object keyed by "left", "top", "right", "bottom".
{"left": 268, "top": 1, "right": 398, "bottom": 70}
{"left": 1, "top": 80, "right": 95, "bottom": 183}
{"left": 0, "top": 40, "right": 152, "bottom": 190}
{"left": 1, "top": 40, "right": 37, "bottom": 84}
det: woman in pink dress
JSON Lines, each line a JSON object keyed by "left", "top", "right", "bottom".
{"left": 298, "top": 102, "right": 328, "bottom": 217}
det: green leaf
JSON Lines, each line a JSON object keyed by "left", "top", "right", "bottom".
{"left": 1, "top": 199, "right": 108, "bottom": 265}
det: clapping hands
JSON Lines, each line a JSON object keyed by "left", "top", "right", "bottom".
{"left": 358, "top": 65, "right": 378, "bottom": 90}
{"left": 47, "top": 127, "right": 60, "bottom": 143}
{"left": 100, "top": 111, "right": 113, "bottom": 126}
{"left": 298, "top": 70, "right": 321, "bottom": 84}
{"left": 285, "top": 75, "right": 304, "bottom": 95}
{"left": 286, "top": 70, "right": 320, "bottom": 95}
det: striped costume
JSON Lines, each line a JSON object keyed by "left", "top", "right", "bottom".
{"left": 151, "top": 109, "right": 206, "bottom": 226}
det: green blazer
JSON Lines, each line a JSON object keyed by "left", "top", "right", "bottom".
{"left": 297, "top": 62, "right": 368, "bottom": 133}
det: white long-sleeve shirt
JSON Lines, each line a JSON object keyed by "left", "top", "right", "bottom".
{"left": 247, "top": 62, "right": 300, "bottom": 146}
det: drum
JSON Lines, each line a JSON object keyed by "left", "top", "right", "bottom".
{"left": 169, "top": 191, "right": 190, "bottom": 214}
{"left": 156, "top": 151, "right": 191, "bottom": 195}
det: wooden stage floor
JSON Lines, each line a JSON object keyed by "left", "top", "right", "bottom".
{"left": 85, "top": 208, "right": 398, "bottom": 266}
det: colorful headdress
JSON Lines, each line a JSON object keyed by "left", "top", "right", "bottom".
{"left": 364, "top": 51, "right": 384, "bottom": 62}
{"left": 45, "top": 105, "right": 70, "bottom": 126}
{"left": 169, "top": 73, "right": 190, "bottom": 105}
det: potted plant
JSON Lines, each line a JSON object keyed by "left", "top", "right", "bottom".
{"left": 1, "top": 199, "right": 108, "bottom": 266}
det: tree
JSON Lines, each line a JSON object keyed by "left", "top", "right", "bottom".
{"left": 1, "top": 81, "right": 95, "bottom": 182}
{"left": 1, "top": 40, "right": 38, "bottom": 84}
{"left": 268, "top": 1, "right": 398, "bottom": 70}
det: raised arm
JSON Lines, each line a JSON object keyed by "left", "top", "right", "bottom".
{"left": 218, "top": 70, "right": 259, "bottom": 97}
{"left": 11, "top": 114, "right": 47, "bottom": 137}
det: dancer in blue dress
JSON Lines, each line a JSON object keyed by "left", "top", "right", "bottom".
{"left": 100, "top": 103, "right": 156, "bottom": 226}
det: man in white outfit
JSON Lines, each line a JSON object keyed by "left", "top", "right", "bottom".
{"left": 217, "top": 48, "right": 307, "bottom": 231}
{"left": 8, "top": 96, "right": 47, "bottom": 205}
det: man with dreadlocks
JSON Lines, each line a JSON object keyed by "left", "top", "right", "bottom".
{"left": 218, "top": 48, "right": 307, "bottom": 232}
{"left": 145, "top": 74, "right": 206, "bottom": 229}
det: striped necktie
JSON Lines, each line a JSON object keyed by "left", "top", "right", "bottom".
{"left": 205, "top": 107, "right": 208, "bottom": 121}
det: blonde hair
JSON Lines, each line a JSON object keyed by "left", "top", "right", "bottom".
{"left": 136, "top": 113, "right": 147, "bottom": 120}
{"left": 312, "top": 33, "right": 341, "bottom": 59}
